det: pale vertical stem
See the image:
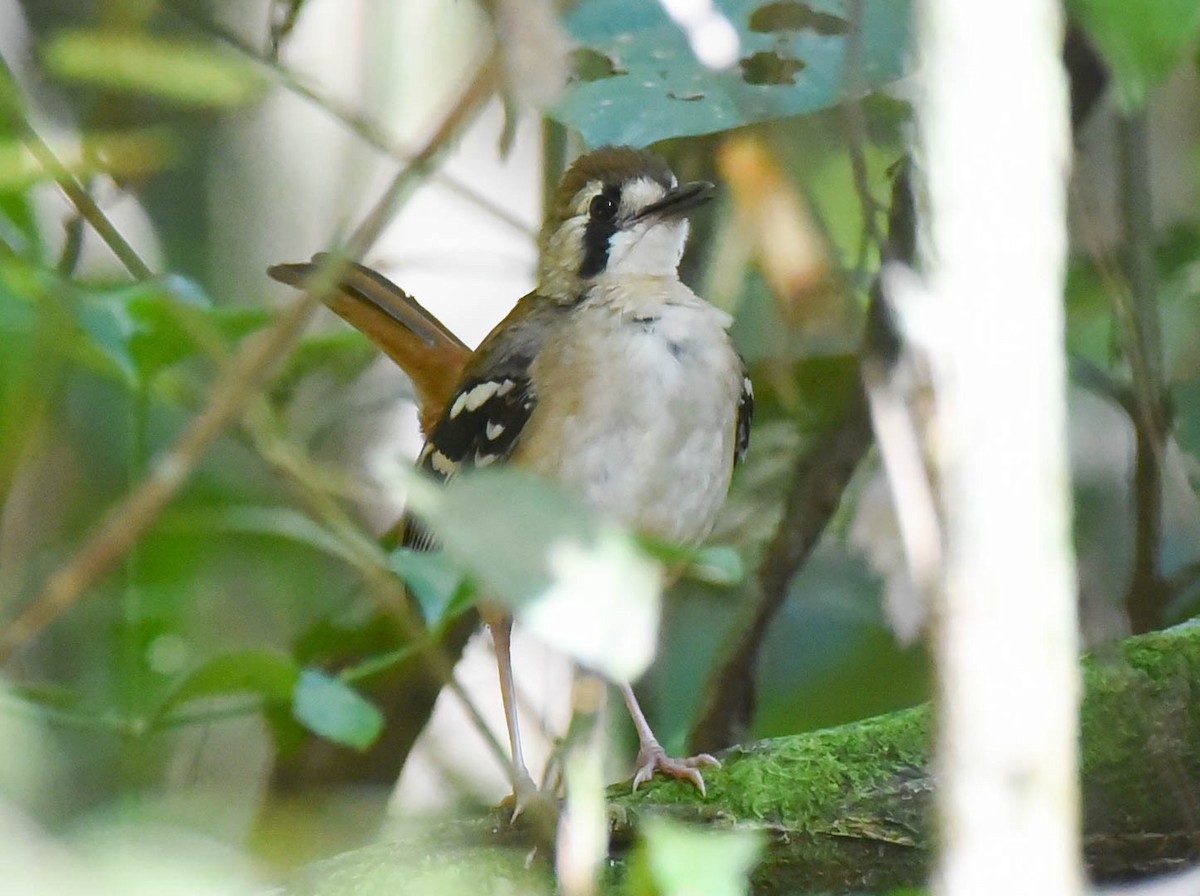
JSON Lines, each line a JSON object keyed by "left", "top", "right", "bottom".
{"left": 916, "top": 2, "right": 1081, "bottom": 895}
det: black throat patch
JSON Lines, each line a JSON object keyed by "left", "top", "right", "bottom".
{"left": 579, "top": 184, "right": 622, "bottom": 279}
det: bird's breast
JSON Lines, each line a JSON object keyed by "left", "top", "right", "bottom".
{"left": 516, "top": 282, "right": 742, "bottom": 544}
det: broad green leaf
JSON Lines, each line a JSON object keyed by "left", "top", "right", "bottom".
{"left": 405, "top": 469, "right": 662, "bottom": 680}
{"left": 629, "top": 817, "right": 763, "bottom": 896}
{"left": 43, "top": 30, "right": 264, "bottom": 108}
{"left": 158, "top": 649, "right": 300, "bottom": 716}
{"left": 1071, "top": 0, "right": 1200, "bottom": 107}
{"left": 553, "top": 0, "right": 912, "bottom": 146}
{"left": 292, "top": 668, "right": 384, "bottom": 751}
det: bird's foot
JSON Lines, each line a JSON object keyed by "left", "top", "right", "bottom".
{"left": 501, "top": 769, "right": 550, "bottom": 823}
{"left": 631, "top": 739, "right": 721, "bottom": 796}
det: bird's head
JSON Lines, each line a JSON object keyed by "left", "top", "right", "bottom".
{"left": 536, "top": 146, "right": 715, "bottom": 303}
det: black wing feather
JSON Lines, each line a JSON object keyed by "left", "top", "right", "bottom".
{"left": 735, "top": 362, "right": 753, "bottom": 465}
{"left": 403, "top": 369, "right": 538, "bottom": 552}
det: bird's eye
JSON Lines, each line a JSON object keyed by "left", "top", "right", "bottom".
{"left": 589, "top": 193, "right": 618, "bottom": 221}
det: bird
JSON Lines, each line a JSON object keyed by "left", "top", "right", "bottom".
{"left": 269, "top": 145, "right": 753, "bottom": 805}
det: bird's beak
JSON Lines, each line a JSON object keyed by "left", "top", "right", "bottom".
{"left": 633, "top": 180, "right": 716, "bottom": 222}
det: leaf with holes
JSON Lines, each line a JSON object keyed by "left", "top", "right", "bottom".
{"left": 552, "top": 0, "right": 912, "bottom": 147}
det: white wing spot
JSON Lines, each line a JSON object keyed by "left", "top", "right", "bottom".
{"left": 429, "top": 450, "right": 458, "bottom": 476}
{"left": 450, "top": 380, "right": 502, "bottom": 419}
{"left": 485, "top": 421, "right": 505, "bottom": 441}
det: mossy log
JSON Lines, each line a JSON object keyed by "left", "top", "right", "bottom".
{"left": 282, "top": 622, "right": 1200, "bottom": 895}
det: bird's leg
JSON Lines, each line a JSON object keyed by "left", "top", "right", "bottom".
{"left": 620, "top": 682, "right": 720, "bottom": 795}
{"left": 487, "top": 611, "right": 539, "bottom": 812}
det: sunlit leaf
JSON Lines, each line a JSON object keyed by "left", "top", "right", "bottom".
{"left": 292, "top": 668, "right": 384, "bottom": 751}
{"left": 1070, "top": 0, "right": 1200, "bottom": 107}
{"left": 405, "top": 469, "right": 663, "bottom": 680}
{"left": 553, "top": 0, "right": 912, "bottom": 146}
{"left": 44, "top": 30, "right": 265, "bottom": 108}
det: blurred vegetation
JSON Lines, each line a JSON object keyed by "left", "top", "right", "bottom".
{"left": 0, "top": 0, "right": 1199, "bottom": 893}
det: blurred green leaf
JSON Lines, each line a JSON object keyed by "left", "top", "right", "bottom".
{"left": 1070, "top": 0, "right": 1200, "bottom": 107}
{"left": 387, "top": 547, "right": 474, "bottom": 628}
{"left": 76, "top": 279, "right": 215, "bottom": 385}
{"left": 270, "top": 328, "right": 378, "bottom": 399}
{"left": 0, "top": 178, "right": 43, "bottom": 259}
{"left": 158, "top": 503, "right": 354, "bottom": 563}
{"left": 43, "top": 30, "right": 265, "bottom": 108}
{"left": 292, "top": 668, "right": 384, "bottom": 751}
{"left": 639, "top": 537, "right": 746, "bottom": 586}
{"left": 406, "top": 469, "right": 662, "bottom": 680}
{"left": 0, "top": 129, "right": 177, "bottom": 192}
{"left": 554, "top": 0, "right": 911, "bottom": 146}
{"left": 1173, "top": 377, "right": 1200, "bottom": 463}
{"left": 628, "top": 817, "right": 763, "bottom": 896}
{"left": 158, "top": 649, "right": 300, "bottom": 716}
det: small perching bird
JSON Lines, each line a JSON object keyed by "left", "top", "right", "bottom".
{"left": 270, "top": 145, "right": 753, "bottom": 805}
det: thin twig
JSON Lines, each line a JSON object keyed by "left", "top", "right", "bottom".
{"left": 0, "top": 58, "right": 153, "bottom": 280}
{"left": 0, "top": 53, "right": 503, "bottom": 665}
{"left": 841, "top": 0, "right": 886, "bottom": 273}
{"left": 1115, "top": 110, "right": 1170, "bottom": 634}
{"left": 689, "top": 388, "right": 874, "bottom": 752}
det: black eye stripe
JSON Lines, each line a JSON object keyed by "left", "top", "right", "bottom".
{"left": 579, "top": 184, "right": 621, "bottom": 279}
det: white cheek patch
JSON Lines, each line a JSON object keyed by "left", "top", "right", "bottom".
{"left": 606, "top": 218, "right": 689, "bottom": 276}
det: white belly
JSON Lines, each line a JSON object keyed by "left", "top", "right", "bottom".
{"left": 515, "top": 282, "right": 742, "bottom": 544}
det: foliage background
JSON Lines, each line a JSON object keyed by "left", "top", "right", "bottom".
{"left": 1, "top": 0, "right": 1199, "bottom": 892}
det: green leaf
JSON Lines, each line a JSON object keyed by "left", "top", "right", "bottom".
{"left": 405, "top": 469, "right": 663, "bottom": 680}
{"left": 43, "top": 30, "right": 265, "bottom": 108}
{"left": 292, "top": 668, "right": 384, "bottom": 751}
{"left": 552, "top": 0, "right": 912, "bottom": 146}
{"left": 270, "top": 328, "right": 378, "bottom": 398}
{"left": 686, "top": 544, "right": 746, "bottom": 585}
{"left": 629, "top": 817, "right": 763, "bottom": 896}
{"left": 1071, "top": 0, "right": 1200, "bottom": 107}
{"left": 157, "top": 503, "right": 355, "bottom": 563}
{"left": 158, "top": 649, "right": 300, "bottom": 716}
{"left": 76, "top": 278, "right": 215, "bottom": 385}
{"left": 638, "top": 537, "right": 746, "bottom": 586}
{"left": 387, "top": 547, "right": 474, "bottom": 628}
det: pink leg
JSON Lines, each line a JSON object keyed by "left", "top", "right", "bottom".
{"left": 486, "top": 611, "right": 538, "bottom": 807}
{"left": 619, "top": 682, "right": 720, "bottom": 795}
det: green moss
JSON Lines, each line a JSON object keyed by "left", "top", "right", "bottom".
{"left": 1078, "top": 621, "right": 1200, "bottom": 831}
{"left": 612, "top": 705, "right": 931, "bottom": 834}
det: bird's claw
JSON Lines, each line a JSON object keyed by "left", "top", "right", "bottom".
{"left": 631, "top": 741, "right": 721, "bottom": 796}
{"left": 501, "top": 770, "right": 542, "bottom": 823}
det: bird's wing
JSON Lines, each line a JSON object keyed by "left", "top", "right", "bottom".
{"left": 403, "top": 295, "right": 562, "bottom": 551}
